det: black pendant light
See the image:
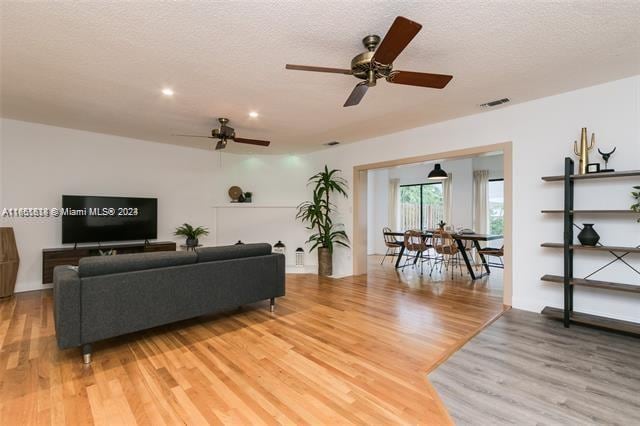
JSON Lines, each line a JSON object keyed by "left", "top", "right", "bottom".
{"left": 427, "top": 163, "right": 448, "bottom": 180}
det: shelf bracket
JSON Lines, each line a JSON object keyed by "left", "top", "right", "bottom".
{"left": 573, "top": 224, "right": 640, "bottom": 278}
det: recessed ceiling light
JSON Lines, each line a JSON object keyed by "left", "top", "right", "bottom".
{"left": 161, "top": 88, "right": 174, "bottom": 97}
{"left": 248, "top": 111, "right": 259, "bottom": 118}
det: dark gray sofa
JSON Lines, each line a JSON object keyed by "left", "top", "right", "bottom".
{"left": 53, "top": 243, "right": 285, "bottom": 363}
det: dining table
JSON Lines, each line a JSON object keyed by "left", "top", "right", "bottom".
{"left": 384, "top": 230, "right": 503, "bottom": 280}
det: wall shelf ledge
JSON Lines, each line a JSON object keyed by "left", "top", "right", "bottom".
{"left": 212, "top": 204, "right": 298, "bottom": 208}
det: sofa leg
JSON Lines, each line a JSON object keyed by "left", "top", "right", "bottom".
{"left": 82, "top": 344, "right": 92, "bottom": 364}
{"left": 269, "top": 297, "right": 275, "bottom": 312}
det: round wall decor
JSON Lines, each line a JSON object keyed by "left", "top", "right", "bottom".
{"left": 228, "top": 186, "right": 243, "bottom": 201}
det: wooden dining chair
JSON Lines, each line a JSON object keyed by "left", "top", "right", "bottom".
{"left": 430, "top": 229, "right": 463, "bottom": 278}
{"left": 402, "top": 230, "right": 433, "bottom": 274}
{"left": 381, "top": 227, "right": 403, "bottom": 264}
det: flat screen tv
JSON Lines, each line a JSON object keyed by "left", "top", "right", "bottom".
{"left": 62, "top": 195, "right": 157, "bottom": 244}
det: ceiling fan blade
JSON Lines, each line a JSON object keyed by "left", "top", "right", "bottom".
{"left": 372, "top": 16, "right": 422, "bottom": 65}
{"left": 172, "top": 134, "right": 214, "bottom": 138}
{"left": 387, "top": 71, "right": 453, "bottom": 88}
{"left": 233, "top": 137, "right": 271, "bottom": 147}
{"left": 286, "top": 64, "right": 353, "bottom": 75}
{"left": 215, "top": 140, "right": 226, "bottom": 150}
{"left": 343, "top": 82, "right": 368, "bottom": 107}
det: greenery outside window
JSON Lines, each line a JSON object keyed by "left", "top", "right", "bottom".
{"left": 400, "top": 183, "right": 444, "bottom": 231}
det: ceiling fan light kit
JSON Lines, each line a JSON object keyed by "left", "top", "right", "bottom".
{"left": 286, "top": 16, "right": 453, "bottom": 107}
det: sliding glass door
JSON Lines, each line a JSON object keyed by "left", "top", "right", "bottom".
{"left": 422, "top": 183, "right": 444, "bottom": 231}
{"left": 400, "top": 183, "right": 444, "bottom": 231}
{"left": 400, "top": 185, "right": 421, "bottom": 230}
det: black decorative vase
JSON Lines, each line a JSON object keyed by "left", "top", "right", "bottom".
{"left": 577, "top": 224, "right": 600, "bottom": 246}
{"left": 186, "top": 237, "right": 198, "bottom": 247}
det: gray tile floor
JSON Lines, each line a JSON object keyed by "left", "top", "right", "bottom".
{"left": 429, "top": 309, "right": 640, "bottom": 425}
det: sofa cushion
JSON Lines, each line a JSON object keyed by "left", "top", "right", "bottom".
{"left": 196, "top": 243, "right": 272, "bottom": 263}
{"left": 78, "top": 251, "right": 197, "bottom": 277}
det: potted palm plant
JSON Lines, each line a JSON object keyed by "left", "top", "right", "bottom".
{"left": 296, "top": 166, "right": 350, "bottom": 276}
{"left": 631, "top": 185, "right": 640, "bottom": 223}
{"left": 174, "top": 223, "right": 209, "bottom": 247}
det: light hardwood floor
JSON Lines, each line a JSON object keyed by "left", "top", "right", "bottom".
{"left": 0, "top": 257, "right": 504, "bottom": 425}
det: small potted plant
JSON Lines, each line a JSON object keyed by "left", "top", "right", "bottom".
{"left": 631, "top": 186, "right": 640, "bottom": 223}
{"left": 174, "top": 223, "right": 209, "bottom": 247}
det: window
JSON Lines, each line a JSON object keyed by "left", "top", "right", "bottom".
{"left": 488, "top": 179, "right": 504, "bottom": 234}
{"left": 400, "top": 183, "right": 444, "bottom": 230}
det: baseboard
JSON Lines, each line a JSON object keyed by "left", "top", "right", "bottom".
{"left": 14, "top": 282, "right": 52, "bottom": 294}
{"left": 328, "top": 273, "right": 352, "bottom": 279}
{"left": 285, "top": 265, "right": 317, "bottom": 274}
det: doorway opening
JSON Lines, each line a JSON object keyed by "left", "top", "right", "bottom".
{"left": 353, "top": 143, "right": 512, "bottom": 306}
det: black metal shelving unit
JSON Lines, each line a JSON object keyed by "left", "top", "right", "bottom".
{"left": 540, "top": 157, "right": 640, "bottom": 335}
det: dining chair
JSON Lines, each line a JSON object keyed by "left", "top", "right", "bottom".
{"left": 430, "top": 229, "right": 463, "bottom": 278}
{"left": 402, "top": 230, "right": 433, "bottom": 274}
{"left": 381, "top": 227, "right": 403, "bottom": 264}
{"left": 476, "top": 245, "right": 504, "bottom": 269}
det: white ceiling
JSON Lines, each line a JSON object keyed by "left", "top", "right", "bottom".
{"left": 1, "top": 1, "right": 639, "bottom": 154}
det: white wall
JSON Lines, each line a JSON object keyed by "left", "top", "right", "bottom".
{"left": 0, "top": 119, "right": 315, "bottom": 293}
{"left": 366, "top": 168, "right": 389, "bottom": 255}
{"left": 440, "top": 159, "right": 473, "bottom": 228}
{"left": 367, "top": 171, "right": 376, "bottom": 254}
{"left": 473, "top": 155, "right": 504, "bottom": 180}
{"left": 0, "top": 122, "right": 4, "bottom": 228}
{"left": 309, "top": 75, "right": 640, "bottom": 323}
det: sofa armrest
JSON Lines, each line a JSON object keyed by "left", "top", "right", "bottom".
{"left": 53, "top": 265, "right": 82, "bottom": 348}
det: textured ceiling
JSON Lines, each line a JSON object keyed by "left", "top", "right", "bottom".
{"left": 1, "top": 1, "right": 639, "bottom": 154}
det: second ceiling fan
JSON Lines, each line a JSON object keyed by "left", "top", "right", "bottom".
{"left": 286, "top": 16, "right": 453, "bottom": 107}
{"left": 174, "top": 118, "right": 270, "bottom": 150}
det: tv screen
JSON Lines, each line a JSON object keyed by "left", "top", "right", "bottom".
{"left": 62, "top": 195, "right": 157, "bottom": 244}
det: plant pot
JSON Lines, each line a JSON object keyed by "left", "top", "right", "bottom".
{"left": 185, "top": 238, "right": 199, "bottom": 247}
{"left": 577, "top": 224, "right": 600, "bottom": 246}
{"left": 318, "top": 247, "right": 332, "bottom": 276}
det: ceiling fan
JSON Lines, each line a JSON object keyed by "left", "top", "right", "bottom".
{"left": 174, "top": 118, "right": 270, "bottom": 150}
{"left": 285, "top": 16, "right": 453, "bottom": 107}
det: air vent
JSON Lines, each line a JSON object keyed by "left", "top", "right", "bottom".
{"left": 480, "top": 98, "right": 510, "bottom": 108}
{"left": 325, "top": 141, "right": 340, "bottom": 146}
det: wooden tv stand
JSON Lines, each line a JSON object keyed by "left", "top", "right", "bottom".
{"left": 42, "top": 241, "right": 176, "bottom": 284}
